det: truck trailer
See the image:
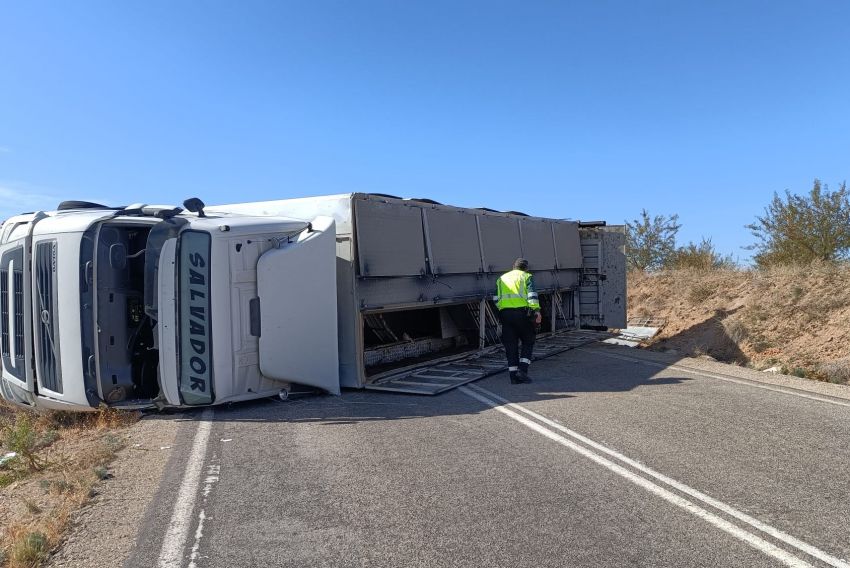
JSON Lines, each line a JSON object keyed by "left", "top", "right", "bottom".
{"left": 0, "top": 193, "right": 625, "bottom": 411}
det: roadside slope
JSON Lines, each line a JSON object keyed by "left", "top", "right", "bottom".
{"left": 628, "top": 263, "right": 850, "bottom": 382}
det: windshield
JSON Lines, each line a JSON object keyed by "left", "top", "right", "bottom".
{"left": 176, "top": 230, "right": 214, "bottom": 405}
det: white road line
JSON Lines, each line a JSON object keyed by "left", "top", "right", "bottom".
{"left": 188, "top": 463, "right": 221, "bottom": 568}
{"left": 584, "top": 348, "right": 850, "bottom": 409}
{"left": 187, "top": 510, "right": 207, "bottom": 568}
{"left": 466, "top": 383, "right": 850, "bottom": 568}
{"left": 157, "top": 408, "right": 214, "bottom": 568}
{"left": 461, "top": 385, "right": 828, "bottom": 568}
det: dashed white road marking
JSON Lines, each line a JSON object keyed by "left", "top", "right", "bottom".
{"left": 188, "top": 463, "right": 221, "bottom": 568}
{"left": 157, "top": 408, "right": 214, "bottom": 568}
{"left": 187, "top": 510, "right": 207, "bottom": 568}
{"left": 461, "top": 384, "right": 849, "bottom": 568}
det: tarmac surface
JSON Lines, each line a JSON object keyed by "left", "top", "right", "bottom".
{"left": 115, "top": 343, "right": 850, "bottom": 568}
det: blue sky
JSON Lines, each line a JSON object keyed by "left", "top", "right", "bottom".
{"left": 2, "top": 1, "right": 849, "bottom": 262}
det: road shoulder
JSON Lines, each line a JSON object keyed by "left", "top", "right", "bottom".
{"left": 586, "top": 343, "right": 850, "bottom": 402}
{"left": 47, "top": 414, "right": 181, "bottom": 568}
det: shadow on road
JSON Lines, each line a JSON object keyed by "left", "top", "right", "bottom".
{"left": 144, "top": 342, "right": 693, "bottom": 426}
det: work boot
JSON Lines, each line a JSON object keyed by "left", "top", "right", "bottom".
{"left": 510, "top": 372, "right": 522, "bottom": 384}
{"left": 518, "top": 359, "right": 531, "bottom": 381}
{"left": 516, "top": 369, "right": 532, "bottom": 383}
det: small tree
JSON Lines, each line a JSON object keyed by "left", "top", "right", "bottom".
{"left": 667, "top": 238, "right": 735, "bottom": 270}
{"left": 626, "top": 209, "right": 681, "bottom": 271}
{"left": 747, "top": 179, "right": 850, "bottom": 267}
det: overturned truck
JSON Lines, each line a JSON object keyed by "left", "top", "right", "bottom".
{"left": 0, "top": 193, "right": 625, "bottom": 411}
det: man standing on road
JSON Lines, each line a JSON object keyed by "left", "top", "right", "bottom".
{"left": 494, "top": 258, "right": 542, "bottom": 384}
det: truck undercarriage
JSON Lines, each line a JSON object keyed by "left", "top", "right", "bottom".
{"left": 362, "top": 292, "right": 577, "bottom": 378}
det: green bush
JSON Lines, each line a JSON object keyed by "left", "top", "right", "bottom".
{"left": 1, "top": 413, "right": 44, "bottom": 471}
{"left": 668, "top": 238, "right": 735, "bottom": 270}
{"left": 626, "top": 209, "right": 681, "bottom": 271}
{"left": 747, "top": 179, "right": 850, "bottom": 267}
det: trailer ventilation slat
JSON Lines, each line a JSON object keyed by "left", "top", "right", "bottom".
{"left": 35, "top": 242, "right": 62, "bottom": 394}
{"left": 365, "top": 329, "right": 611, "bottom": 395}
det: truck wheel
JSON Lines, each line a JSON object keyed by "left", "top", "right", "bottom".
{"left": 57, "top": 200, "right": 110, "bottom": 210}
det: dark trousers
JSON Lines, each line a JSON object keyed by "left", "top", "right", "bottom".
{"left": 499, "top": 308, "right": 536, "bottom": 374}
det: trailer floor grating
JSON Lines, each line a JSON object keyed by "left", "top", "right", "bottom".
{"left": 364, "top": 329, "right": 612, "bottom": 395}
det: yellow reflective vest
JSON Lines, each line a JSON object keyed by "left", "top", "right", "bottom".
{"left": 494, "top": 269, "right": 540, "bottom": 311}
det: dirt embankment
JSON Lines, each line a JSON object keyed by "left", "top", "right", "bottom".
{"left": 628, "top": 263, "right": 850, "bottom": 383}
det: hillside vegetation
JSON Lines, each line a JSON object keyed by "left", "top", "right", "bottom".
{"left": 628, "top": 263, "right": 850, "bottom": 384}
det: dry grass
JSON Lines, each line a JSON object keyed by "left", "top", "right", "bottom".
{"left": 6, "top": 530, "right": 48, "bottom": 567}
{"left": 687, "top": 282, "right": 716, "bottom": 305}
{"left": 0, "top": 402, "right": 139, "bottom": 567}
{"left": 722, "top": 317, "right": 748, "bottom": 344}
{"left": 819, "top": 357, "right": 850, "bottom": 385}
{"left": 629, "top": 262, "right": 850, "bottom": 379}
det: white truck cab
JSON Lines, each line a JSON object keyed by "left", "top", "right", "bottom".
{"left": 0, "top": 200, "right": 339, "bottom": 411}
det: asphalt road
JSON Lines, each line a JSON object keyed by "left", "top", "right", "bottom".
{"left": 124, "top": 345, "right": 850, "bottom": 568}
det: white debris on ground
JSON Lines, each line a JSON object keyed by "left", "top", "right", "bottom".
{"left": 603, "top": 327, "right": 661, "bottom": 347}
{"left": 0, "top": 452, "right": 17, "bottom": 466}
{"left": 603, "top": 317, "right": 666, "bottom": 348}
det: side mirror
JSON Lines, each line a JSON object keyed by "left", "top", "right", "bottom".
{"left": 183, "top": 197, "right": 206, "bottom": 218}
